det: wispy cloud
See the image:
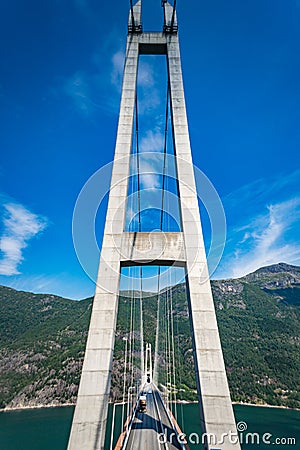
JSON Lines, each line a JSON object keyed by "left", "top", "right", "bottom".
{"left": 137, "top": 56, "right": 165, "bottom": 116}
{"left": 63, "top": 71, "right": 96, "bottom": 117}
{"left": 110, "top": 50, "right": 156, "bottom": 89}
{"left": 140, "top": 171, "right": 160, "bottom": 191}
{"left": 130, "top": 146, "right": 164, "bottom": 191}
{"left": 62, "top": 37, "right": 127, "bottom": 118}
{"left": 61, "top": 37, "right": 166, "bottom": 120}
{"left": 0, "top": 272, "right": 94, "bottom": 300}
{"left": 140, "top": 129, "right": 164, "bottom": 153}
{"left": 224, "top": 169, "right": 300, "bottom": 212}
{"left": 1, "top": 273, "right": 60, "bottom": 294}
{"left": 217, "top": 198, "right": 300, "bottom": 279}
{"left": 138, "top": 61, "right": 155, "bottom": 88}
{"left": 213, "top": 170, "right": 300, "bottom": 279}
{"left": 0, "top": 202, "right": 47, "bottom": 276}
{"left": 110, "top": 50, "right": 161, "bottom": 114}
{"left": 234, "top": 198, "right": 300, "bottom": 276}
{"left": 140, "top": 154, "right": 163, "bottom": 190}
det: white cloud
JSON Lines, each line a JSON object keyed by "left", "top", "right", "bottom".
{"left": 0, "top": 272, "right": 94, "bottom": 300}
{"left": 62, "top": 44, "right": 126, "bottom": 117}
{"left": 137, "top": 90, "right": 161, "bottom": 116}
{"left": 213, "top": 170, "right": 300, "bottom": 279}
{"left": 130, "top": 137, "right": 165, "bottom": 191}
{"left": 63, "top": 71, "right": 96, "bottom": 117}
{"left": 140, "top": 173, "right": 160, "bottom": 190}
{"left": 222, "top": 198, "right": 300, "bottom": 278}
{"left": 0, "top": 203, "right": 47, "bottom": 276}
{"left": 110, "top": 52, "right": 155, "bottom": 91}
{"left": 137, "top": 57, "right": 164, "bottom": 115}
{"left": 110, "top": 50, "right": 161, "bottom": 116}
{"left": 138, "top": 61, "right": 155, "bottom": 88}
{"left": 139, "top": 153, "right": 163, "bottom": 190}
{"left": 62, "top": 40, "right": 165, "bottom": 119}
{"left": 223, "top": 170, "right": 300, "bottom": 216}
{"left": 140, "top": 130, "right": 164, "bottom": 153}
{"left": 1, "top": 273, "right": 60, "bottom": 294}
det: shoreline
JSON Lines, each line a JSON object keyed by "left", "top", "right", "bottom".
{"left": 232, "top": 401, "right": 300, "bottom": 412}
{"left": 1, "top": 401, "right": 299, "bottom": 413}
{"left": 0, "top": 402, "right": 76, "bottom": 413}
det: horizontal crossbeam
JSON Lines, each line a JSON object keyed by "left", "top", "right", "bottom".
{"left": 120, "top": 232, "right": 186, "bottom": 267}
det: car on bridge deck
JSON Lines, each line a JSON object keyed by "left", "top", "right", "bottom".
{"left": 138, "top": 395, "right": 147, "bottom": 413}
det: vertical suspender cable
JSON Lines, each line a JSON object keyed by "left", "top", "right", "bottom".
{"left": 129, "top": 0, "right": 135, "bottom": 30}
{"left": 139, "top": 266, "right": 144, "bottom": 381}
{"left": 130, "top": 285, "right": 136, "bottom": 390}
{"left": 169, "top": 268, "right": 177, "bottom": 418}
{"left": 121, "top": 337, "right": 128, "bottom": 433}
{"left": 153, "top": 266, "right": 161, "bottom": 384}
{"left": 167, "top": 288, "right": 172, "bottom": 409}
{"left": 170, "top": 0, "right": 177, "bottom": 31}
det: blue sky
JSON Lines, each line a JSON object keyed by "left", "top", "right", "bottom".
{"left": 0, "top": 0, "right": 299, "bottom": 299}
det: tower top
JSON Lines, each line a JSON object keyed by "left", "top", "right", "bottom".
{"left": 128, "top": 0, "right": 178, "bottom": 35}
{"left": 128, "top": 0, "right": 142, "bottom": 33}
{"left": 163, "top": 1, "right": 178, "bottom": 33}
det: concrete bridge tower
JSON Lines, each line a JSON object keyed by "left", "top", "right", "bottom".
{"left": 68, "top": 2, "right": 241, "bottom": 449}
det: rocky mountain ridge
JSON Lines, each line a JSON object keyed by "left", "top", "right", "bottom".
{"left": 0, "top": 262, "right": 299, "bottom": 410}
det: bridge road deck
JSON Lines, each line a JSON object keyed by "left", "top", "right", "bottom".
{"left": 123, "top": 386, "right": 183, "bottom": 450}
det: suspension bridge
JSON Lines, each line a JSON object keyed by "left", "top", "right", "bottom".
{"left": 68, "top": 2, "right": 241, "bottom": 449}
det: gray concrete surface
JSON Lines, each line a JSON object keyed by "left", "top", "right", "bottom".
{"left": 68, "top": 1, "right": 241, "bottom": 449}
{"left": 120, "top": 232, "right": 185, "bottom": 266}
{"left": 124, "top": 385, "right": 182, "bottom": 450}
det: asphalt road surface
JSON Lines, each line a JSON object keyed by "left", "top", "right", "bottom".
{"left": 124, "top": 385, "right": 183, "bottom": 450}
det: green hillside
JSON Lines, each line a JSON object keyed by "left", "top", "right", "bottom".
{"left": 0, "top": 288, "right": 92, "bottom": 409}
{"left": 0, "top": 263, "right": 299, "bottom": 409}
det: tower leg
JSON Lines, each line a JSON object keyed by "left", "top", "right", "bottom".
{"left": 68, "top": 33, "right": 139, "bottom": 450}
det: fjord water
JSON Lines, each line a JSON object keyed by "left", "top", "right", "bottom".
{"left": 0, "top": 404, "right": 299, "bottom": 449}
